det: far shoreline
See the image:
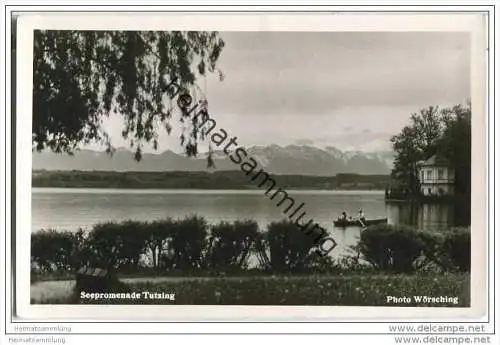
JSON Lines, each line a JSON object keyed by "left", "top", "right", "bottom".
{"left": 32, "top": 170, "right": 391, "bottom": 191}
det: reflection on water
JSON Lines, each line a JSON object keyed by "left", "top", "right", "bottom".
{"left": 387, "top": 202, "right": 456, "bottom": 231}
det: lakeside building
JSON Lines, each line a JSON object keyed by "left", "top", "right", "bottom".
{"left": 418, "top": 154, "right": 455, "bottom": 196}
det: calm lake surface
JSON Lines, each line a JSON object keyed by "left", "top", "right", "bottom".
{"left": 31, "top": 188, "right": 455, "bottom": 258}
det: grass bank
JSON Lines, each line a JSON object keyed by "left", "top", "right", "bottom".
{"left": 35, "top": 273, "right": 469, "bottom": 306}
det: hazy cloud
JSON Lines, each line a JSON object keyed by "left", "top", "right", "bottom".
{"left": 100, "top": 31, "right": 470, "bottom": 153}
{"left": 295, "top": 138, "right": 316, "bottom": 146}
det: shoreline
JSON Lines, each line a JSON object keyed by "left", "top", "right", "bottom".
{"left": 32, "top": 170, "right": 392, "bottom": 190}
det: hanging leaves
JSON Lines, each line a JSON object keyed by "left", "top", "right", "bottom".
{"left": 31, "top": 30, "right": 225, "bottom": 160}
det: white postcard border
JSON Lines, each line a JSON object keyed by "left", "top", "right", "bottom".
{"left": 11, "top": 10, "right": 489, "bottom": 323}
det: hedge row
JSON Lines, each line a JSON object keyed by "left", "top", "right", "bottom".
{"left": 356, "top": 224, "right": 470, "bottom": 273}
{"left": 31, "top": 217, "right": 470, "bottom": 275}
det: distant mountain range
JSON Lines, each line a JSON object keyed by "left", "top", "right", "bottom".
{"left": 32, "top": 145, "right": 394, "bottom": 176}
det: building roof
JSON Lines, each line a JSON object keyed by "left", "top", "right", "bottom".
{"left": 420, "top": 154, "right": 451, "bottom": 167}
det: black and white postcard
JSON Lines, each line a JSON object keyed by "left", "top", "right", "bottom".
{"left": 10, "top": 11, "right": 489, "bottom": 322}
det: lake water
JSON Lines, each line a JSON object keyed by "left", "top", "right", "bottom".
{"left": 31, "top": 188, "right": 455, "bottom": 258}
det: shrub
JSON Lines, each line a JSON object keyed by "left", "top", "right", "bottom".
{"left": 165, "top": 215, "right": 208, "bottom": 270}
{"left": 264, "top": 220, "right": 318, "bottom": 272}
{"left": 358, "top": 224, "right": 426, "bottom": 273}
{"left": 414, "top": 230, "right": 446, "bottom": 271}
{"left": 85, "top": 220, "right": 149, "bottom": 271}
{"left": 441, "top": 229, "right": 471, "bottom": 272}
{"left": 31, "top": 229, "right": 79, "bottom": 273}
{"left": 416, "top": 228, "right": 471, "bottom": 272}
{"left": 70, "top": 228, "right": 92, "bottom": 270}
{"left": 143, "top": 218, "right": 175, "bottom": 270}
{"left": 205, "top": 220, "right": 259, "bottom": 271}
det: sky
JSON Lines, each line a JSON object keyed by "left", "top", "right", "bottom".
{"left": 96, "top": 31, "right": 471, "bottom": 154}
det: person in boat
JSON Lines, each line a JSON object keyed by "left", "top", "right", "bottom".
{"left": 339, "top": 211, "right": 348, "bottom": 220}
{"left": 358, "top": 209, "right": 366, "bottom": 222}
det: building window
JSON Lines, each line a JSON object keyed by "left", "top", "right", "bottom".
{"left": 426, "top": 170, "right": 432, "bottom": 180}
{"left": 438, "top": 168, "right": 444, "bottom": 180}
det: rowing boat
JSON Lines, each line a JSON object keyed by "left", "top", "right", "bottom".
{"left": 333, "top": 217, "right": 388, "bottom": 228}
